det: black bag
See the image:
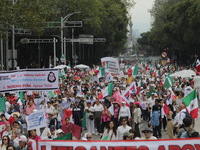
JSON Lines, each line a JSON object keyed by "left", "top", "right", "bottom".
{"left": 89, "top": 115, "right": 94, "bottom": 120}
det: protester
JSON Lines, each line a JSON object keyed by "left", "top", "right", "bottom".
{"left": 0, "top": 135, "right": 10, "bottom": 150}
{"left": 0, "top": 58, "right": 200, "bottom": 148}
{"left": 133, "top": 101, "right": 141, "bottom": 137}
{"left": 93, "top": 100, "right": 104, "bottom": 135}
{"left": 101, "top": 121, "right": 117, "bottom": 140}
{"left": 17, "top": 135, "right": 28, "bottom": 150}
{"left": 85, "top": 101, "right": 95, "bottom": 134}
{"left": 166, "top": 104, "right": 174, "bottom": 138}
{"left": 28, "top": 129, "right": 41, "bottom": 141}
{"left": 177, "top": 117, "right": 199, "bottom": 138}
{"left": 118, "top": 101, "right": 131, "bottom": 125}
{"left": 123, "top": 131, "right": 133, "bottom": 140}
{"left": 141, "top": 127, "right": 157, "bottom": 140}
{"left": 116, "top": 118, "right": 132, "bottom": 140}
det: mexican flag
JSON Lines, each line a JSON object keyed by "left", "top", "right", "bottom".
{"left": 163, "top": 76, "right": 174, "bottom": 89}
{"left": 48, "top": 91, "right": 55, "bottom": 98}
{"left": 182, "top": 90, "right": 198, "bottom": 119}
{"left": 102, "top": 135, "right": 109, "bottom": 140}
{"left": 17, "top": 91, "right": 24, "bottom": 105}
{"left": 97, "top": 68, "right": 106, "bottom": 78}
{"left": 53, "top": 132, "right": 72, "bottom": 140}
{"left": 59, "top": 70, "right": 65, "bottom": 80}
{"left": 167, "top": 58, "right": 171, "bottom": 63}
{"left": 132, "top": 65, "right": 138, "bottom": 76}
{"left": 147, "top": 86, "right": 156, "bottom": 98}
{"left": 98, "top": 82, "right": 113, "bottom": 99}
{"left": 196, "top": 59, "right": 200, "bottom": 72}
{"left": 0, "top": 97, "right": 6, "bottom": 112}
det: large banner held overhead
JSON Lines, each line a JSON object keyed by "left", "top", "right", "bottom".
{"left": 26, "top": 109, "right": 47, "bottom": 131}
{"left": 101, "top": 57, "right": 120, "bottom": 74}
{"left": 38, "top": 138, "right": 200, "bottom": 150}
{"left": 0, "top": 69, "right": 59, "bottom": 92}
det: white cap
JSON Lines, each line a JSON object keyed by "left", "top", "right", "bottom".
{"left": 56, "top": 129, "right": 64, "bottom": 134}
{"left": 19, "top": 135, "right": 28, "bottom": 143}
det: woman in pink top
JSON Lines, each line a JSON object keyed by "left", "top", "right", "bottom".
{"left": 24, "top": 99, "right": 36, "bottom": 115}
{"left": 112, "top": 102, "right": 120, "bottom": 128}
{"left": 101, "top": 105, "right": 111, "bottom": 135}
{"left": 28, "top": 129, "right": 41, "bottom": 141}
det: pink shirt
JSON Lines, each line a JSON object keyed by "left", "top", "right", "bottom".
{"left": 102, "top": 109, "right": 111, "bottom": 122}
{"left": 114, "top": 107, "right": 119, "bottom": 118}
{"left": 25, "top": 105, "right": 36, "bottom": 115}
{"left": 30, "top": 135, "right": 41, "bottom": 141}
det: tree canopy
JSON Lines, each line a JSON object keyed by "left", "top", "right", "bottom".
{"left": 137, "top": 0, "right": 200, "bottom": 65}
{"left": 0, "top": 0, "right": 133, "bottom": 68}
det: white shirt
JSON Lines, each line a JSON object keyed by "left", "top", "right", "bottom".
{"left": 148, "top": 97, "right": 155, "bottom": 108}
{"left": 133, "top": 108, "right": 142, "bottom": 123}
{"left": 178, "top": 109, "right": 186, "bottom": 126}
{"left": 119, "top": 105, "right": 131, "bottom": 119}
{"left": 117, "top": 125, "right": 132, "bottom": 140}
{"left": 46, "top": 105, "right": 55, "bottom": 114}
{"left": 6, "top": 101, "right": 10, "bottom": 112}
{"left": 93, "top": 104, "right": 104, "bottom": 112}
{"left": 85, "top": 106, "right": 95, "bottom": 117}
{"left": 140, "top": 136, "right": 157, "bottom": 140}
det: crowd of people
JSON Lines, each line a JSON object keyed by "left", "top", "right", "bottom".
{"left": 0, "top": 60, "right": 200, "bottom": 150}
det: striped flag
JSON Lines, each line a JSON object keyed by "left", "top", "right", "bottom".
{"left": 163, "top": 76, "right": 174, "bottom": 89}
{"left": 97, "top": 68, "right": 106, "bottom": 78}
{"left": 98, "top": 82, "right": 113, "bottom": 99}
{"left": 0, "top": 97, "right": 6, "bottom": 112}
{"left": 182, "top": 90, "right": 199, "bottom": 119}
{"left": 196, "top": 59, "right": 200, "bottom": 72}
{"left": 132, "top": 65, "right": 138, "bottom": 76}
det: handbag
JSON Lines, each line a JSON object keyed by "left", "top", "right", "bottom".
{"left": 89, "top": 115, "right": 94, "bottom": 120}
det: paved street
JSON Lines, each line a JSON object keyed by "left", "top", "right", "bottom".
{"left": 89, "top": 108, "right": 200, "bottom": 140}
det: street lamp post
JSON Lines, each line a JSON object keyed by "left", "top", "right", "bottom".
{"left": 1, "top": 34, "right": 3, "bottom": 70}
{"left": 60, "top": 12, "right": 80, "bottom": 56}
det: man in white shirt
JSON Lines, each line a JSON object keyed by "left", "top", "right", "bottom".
{"left": 85, "top": 101, "right": 95, "bottom": 134}
{"left": 93, "top": 100, "right": 104, "bottom": 135}
{"left": 141, "top": 127, "right": 157, "bottom": 140}
{"left": 117, "top": 118, "right": 131, "bottom": 140}
{"left": 176, "top": 104, "right": 186, "bottom": 132}
{"left": 118, "top": 101, "right": 131, "bottom": 125}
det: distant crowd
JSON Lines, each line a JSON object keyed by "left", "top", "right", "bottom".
{"left": 0, "top": 60, "right": 200, "bottom": 150}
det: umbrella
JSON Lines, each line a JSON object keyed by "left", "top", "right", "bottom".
{"left": 54, "top": 65, "right": 70, "bottom": 69}
{"left": 74, "top": 64, "right": 90, "bottom": 69}
{"left": 170, "top": 70, "right": 196, "bottom": 78}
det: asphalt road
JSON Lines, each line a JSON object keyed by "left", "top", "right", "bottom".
{"left": 84, "top": 109, "right": 200, "bottom": 140}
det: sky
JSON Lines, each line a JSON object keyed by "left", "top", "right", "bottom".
{"left": 130, "top": 0, "right": 155, "bottom": 33}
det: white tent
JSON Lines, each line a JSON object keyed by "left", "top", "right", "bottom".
{"left": 170, "top": 70, "right": 196, "bottom": 78}
{"left": 74, "top": 64, "right": 90, "bottom": 69}
{"left": 54, "top": 65, "right": 70, "bottom": 69}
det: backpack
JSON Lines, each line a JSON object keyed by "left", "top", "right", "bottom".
{"left": 183, "top": 111, "right": 192, "bottom": 120}
{"left": 183, "top": 127, "right": 200, "bottom": 138}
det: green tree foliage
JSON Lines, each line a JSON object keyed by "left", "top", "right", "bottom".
{"left": 59, "top": 0, "right": 130, "bottom": 55}
{"left": 138, "top": 0, "right": 200, "bottom": 64}
{"left": 0, "top": 0, "right": 58, "bottom": 34}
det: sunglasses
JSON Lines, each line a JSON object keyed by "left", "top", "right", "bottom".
{"left": 3, "top": 139, "right": 8, "bottom": 141}
{"left": 87, "top": 137, "right": 92, "bottom": 139}
{"left": 143, "top": 131, "right": 150, "bottom": 134}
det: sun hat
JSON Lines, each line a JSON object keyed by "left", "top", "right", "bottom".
{"left": 142, "top": 127, "right": 153, "bottom": 133}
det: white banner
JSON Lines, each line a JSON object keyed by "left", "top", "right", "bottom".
{"left": 38, "top": 139, "right": 200, "bottom": 150}
{"left": 101, "top": 57, "right": 119, "bottom": 74}
{"left": 26, "top": 109, "right": 47, "bottom": 131}
{"left": 0, "top": 69, "right": 59, "bottom": 92}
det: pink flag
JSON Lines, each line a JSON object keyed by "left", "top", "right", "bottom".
{"left": 112, "top": 90, "right": 123, "bottom": 104}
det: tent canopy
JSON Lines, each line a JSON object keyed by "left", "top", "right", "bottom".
{"left": 74, "top": 64, "right": 90, "bottom": 69}
{"left": 170, "top": 70, "right": 196, "bottom": 78}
